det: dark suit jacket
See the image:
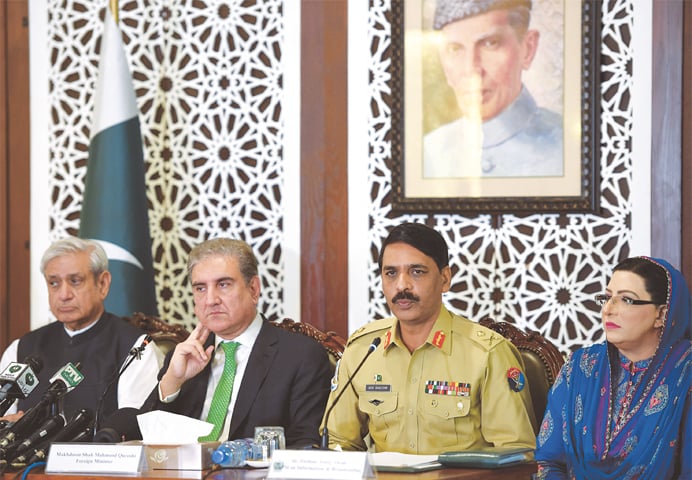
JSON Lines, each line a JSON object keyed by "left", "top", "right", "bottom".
{"left": 144, "top": 319, "right": 332, "bottom": 448}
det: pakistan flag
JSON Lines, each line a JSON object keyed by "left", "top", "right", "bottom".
{"left": 79, "top": 8, "right": 157, "bottom": 317}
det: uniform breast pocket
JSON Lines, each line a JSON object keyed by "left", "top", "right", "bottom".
{"left": 359, "top": 391, "right": 398, "bottom": 431}
{"left": 422, "top": 395, "right": 470, "bottom": 419}
{"left": 420, "top": 395, "right": 472, "bottom": 448}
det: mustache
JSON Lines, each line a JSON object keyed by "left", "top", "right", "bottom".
{"left": 392, "top": 291, "right": 419, "bottom": 303}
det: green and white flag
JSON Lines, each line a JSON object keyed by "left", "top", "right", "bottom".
{"left": 79, "top": 8, "right": 157, "bottom": 316}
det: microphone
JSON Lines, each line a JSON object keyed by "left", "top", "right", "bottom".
{"left": 0, "top": 405, "right": 49, "bottom": 450}
{"left": 128, "top": 335, "right": 153, "bottom": 360}
{"left": 93, "top": 407, "right": 142, "bottom": 443}
{"left": 11, "top": 408, "right": 93, "bottom": 466}
{"left": 0, "top": 356, "right": 43, "bottom": 415}
{"left": 93, "top": 335, "right": 152, "bottom": 437}
{"left": 45, "top": 362, "right": 84, "bottom": 398}
{"left": 9, "top": 413, "right": 65, "bottom": 458}
{"left": 320, "top": 337, "right": 381, "bottom": 450}
{"left": 0, "top": 362, "right": 84, "bottom": 448}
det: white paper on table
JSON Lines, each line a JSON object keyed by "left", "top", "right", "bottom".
{"left": 369, "top": 452, "right": 439, "bottom": 468}
{"left": 136, "top": 410, "right": 213, "bottom": 444}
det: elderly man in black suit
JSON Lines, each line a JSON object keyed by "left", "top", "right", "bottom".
{"left": 143, "top": 238, "right": 331, "bottom": 448}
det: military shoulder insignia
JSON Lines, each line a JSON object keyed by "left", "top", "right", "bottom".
{"left": 507, "top": 367, "right": 526, "bottom": 392}
{"left": 468, "top": 324, "right": 502, "bottom": 351}
{"left": 347, "top": 318, "right": 394, "bottom": 346}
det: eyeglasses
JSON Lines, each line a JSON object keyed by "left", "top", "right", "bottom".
{"left": 594, "top": 294, "right": 658, "bottom": 307}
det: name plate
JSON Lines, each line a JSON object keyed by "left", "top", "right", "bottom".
{"left": 267, "top": 450, "right": 374, "bottom": 480}
{"left": 46, "top": 443, "right": 145, "bottom": 474}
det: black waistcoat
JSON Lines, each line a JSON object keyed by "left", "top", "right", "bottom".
{"left": 16, "top": 312, "right": 143, "bottom": 420}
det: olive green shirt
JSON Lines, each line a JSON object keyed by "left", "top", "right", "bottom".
{"left": 322, "top": 306, "right": 537, "bottom": 454}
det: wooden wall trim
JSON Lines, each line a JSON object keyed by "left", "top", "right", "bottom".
{"left": 300, "top": 0, "right": 349, "bottom": 337}
{"left": 651, "top": 0, "right": 683, "bottom": 267}
{"left": 0, "top": 2, "right": 8, "bottom": 348}
{"left": 1, "top": 0, "right": 31, "bottom": 350}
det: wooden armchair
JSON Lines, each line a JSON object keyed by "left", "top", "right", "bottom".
{"left": 271, "top": 318, "right": 346, "bottom": 369}
{"left": 124, "top": 312, "right": 190, "bottom": 355}
{"left": 479, "top": 318, "right": 565, "bottom": 432}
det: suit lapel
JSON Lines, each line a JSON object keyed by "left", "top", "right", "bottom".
{"left": 228, "top": 321, "right": 278, "bottom": 438}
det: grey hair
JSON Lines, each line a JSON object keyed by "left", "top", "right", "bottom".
{"left": 40, "top": 236, "right": 108, "bottom": 277}
{"left": 187, "top": 238, "right": 259, "bottom": 285}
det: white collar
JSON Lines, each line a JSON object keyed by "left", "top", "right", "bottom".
{"left": 213, "top": 312, "right": 263, "bottom": 349}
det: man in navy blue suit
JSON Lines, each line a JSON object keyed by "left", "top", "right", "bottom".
{"left": 144, "top": 238, "right": 331, "bottom": 448}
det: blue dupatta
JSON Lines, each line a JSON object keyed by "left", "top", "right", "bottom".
{"left": 536, "top": 257, "right": 691, "bottom": 479}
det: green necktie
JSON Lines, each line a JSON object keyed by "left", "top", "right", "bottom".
{"left": 199, "top": 341, "right": 239, "bottom": 442}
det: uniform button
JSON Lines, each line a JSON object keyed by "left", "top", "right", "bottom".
{"left": 409, "top": 442, "right": 415, "bottom": 449}
{"left": 376, "top": 408, "right": 380, "bottom": 414}
{"left": 431, "top": 399, "right": 438, "bottom": 407}
{"left": 411, "top": 377, "right": 417, "bottom": 383}
{"left": 407, "top": 408, "right": 413, "bottom": 415}
{"left": 444, "top": 411, "right": 450, "bottom": 418}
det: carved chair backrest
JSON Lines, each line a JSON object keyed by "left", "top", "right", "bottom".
{"left": 479, "top": 318, "right": 565, "bottom": 432}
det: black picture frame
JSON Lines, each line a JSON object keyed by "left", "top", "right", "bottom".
{"left": 389, "top": 0, "right": 601, "bottom": 215}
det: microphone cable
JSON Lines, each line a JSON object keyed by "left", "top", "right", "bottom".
{"left": 92, "top": 335, "right": 152, "bottom": 438}
{"left": 320, "top": 337, "right": 381, "bottom": 449}
{"left": 9, "top": 460, "right": 46, "bottom": 480}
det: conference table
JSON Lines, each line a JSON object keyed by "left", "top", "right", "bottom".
{"left": 11, "top": 462, "right": 537, "bottom": 480}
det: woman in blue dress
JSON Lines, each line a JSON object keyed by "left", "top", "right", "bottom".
{"left": 536, "top": 257, "right": 690, "bottom": 479}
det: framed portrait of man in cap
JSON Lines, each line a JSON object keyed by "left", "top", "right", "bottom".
{"left": 389, "top": 0, "right": 600, "bottom": 215}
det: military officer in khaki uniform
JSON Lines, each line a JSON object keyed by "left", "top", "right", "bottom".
{"left": 321, "top": 222, "right": 536, "bottom": 453}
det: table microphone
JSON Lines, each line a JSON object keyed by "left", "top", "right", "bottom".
{"left": 0, "top": 356, "right": 43, "bottom": 403}
{"left": 93, "top": 407, "right": 142, "bottom": 443}
{"left": 320, "top": 337, "right": 381, "bottom": 450}
{"left": 11, "top": 408, "right": 93, "bottom": 466}
{"left": 0, "top": 361, "right": 84, "bottom": 449}
{"left": 93, "top": 335, "right": 152, "bottom": 437}
{"left": 9, "top": 413, "right": 65, "bottom": 458}
{"left": 0, "top": 356, "right": 43, "bottom": 417}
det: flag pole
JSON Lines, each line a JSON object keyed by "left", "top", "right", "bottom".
{"left": 109, "top": 0, "right": 119, "bottom": 24}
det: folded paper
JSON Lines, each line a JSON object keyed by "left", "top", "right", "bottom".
{"left": 137, "top": 410, "right": 213, "bottom": 445}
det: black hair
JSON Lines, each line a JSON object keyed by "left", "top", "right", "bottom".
{"left": 613, "top": 257, "right": 668, "bottom": 305}
{"left": 378, "top": 222, "right": 449, "bottom": 272}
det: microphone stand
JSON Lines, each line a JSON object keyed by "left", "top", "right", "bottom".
{"left": 92, "top": 335, "right": 152, "bottom": 439}
{"left": 320, "top": 338, "right": 381, "bottom": 450}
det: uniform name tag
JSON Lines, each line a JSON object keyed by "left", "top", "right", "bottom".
{"left": 366, "top": 384, "right": 391, "bottom": 392}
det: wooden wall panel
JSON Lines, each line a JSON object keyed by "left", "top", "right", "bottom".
{"left": 0, "top": 1, "right": 7, "bottom": 349}
{"left": 300, "top": 0, "right": 349, "bottom": 337}
{"left": 651, "top": 0, "right": 683, "bottom": 269}
{"left": 1, "top": 0, "right": 31, "bottom": 350}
